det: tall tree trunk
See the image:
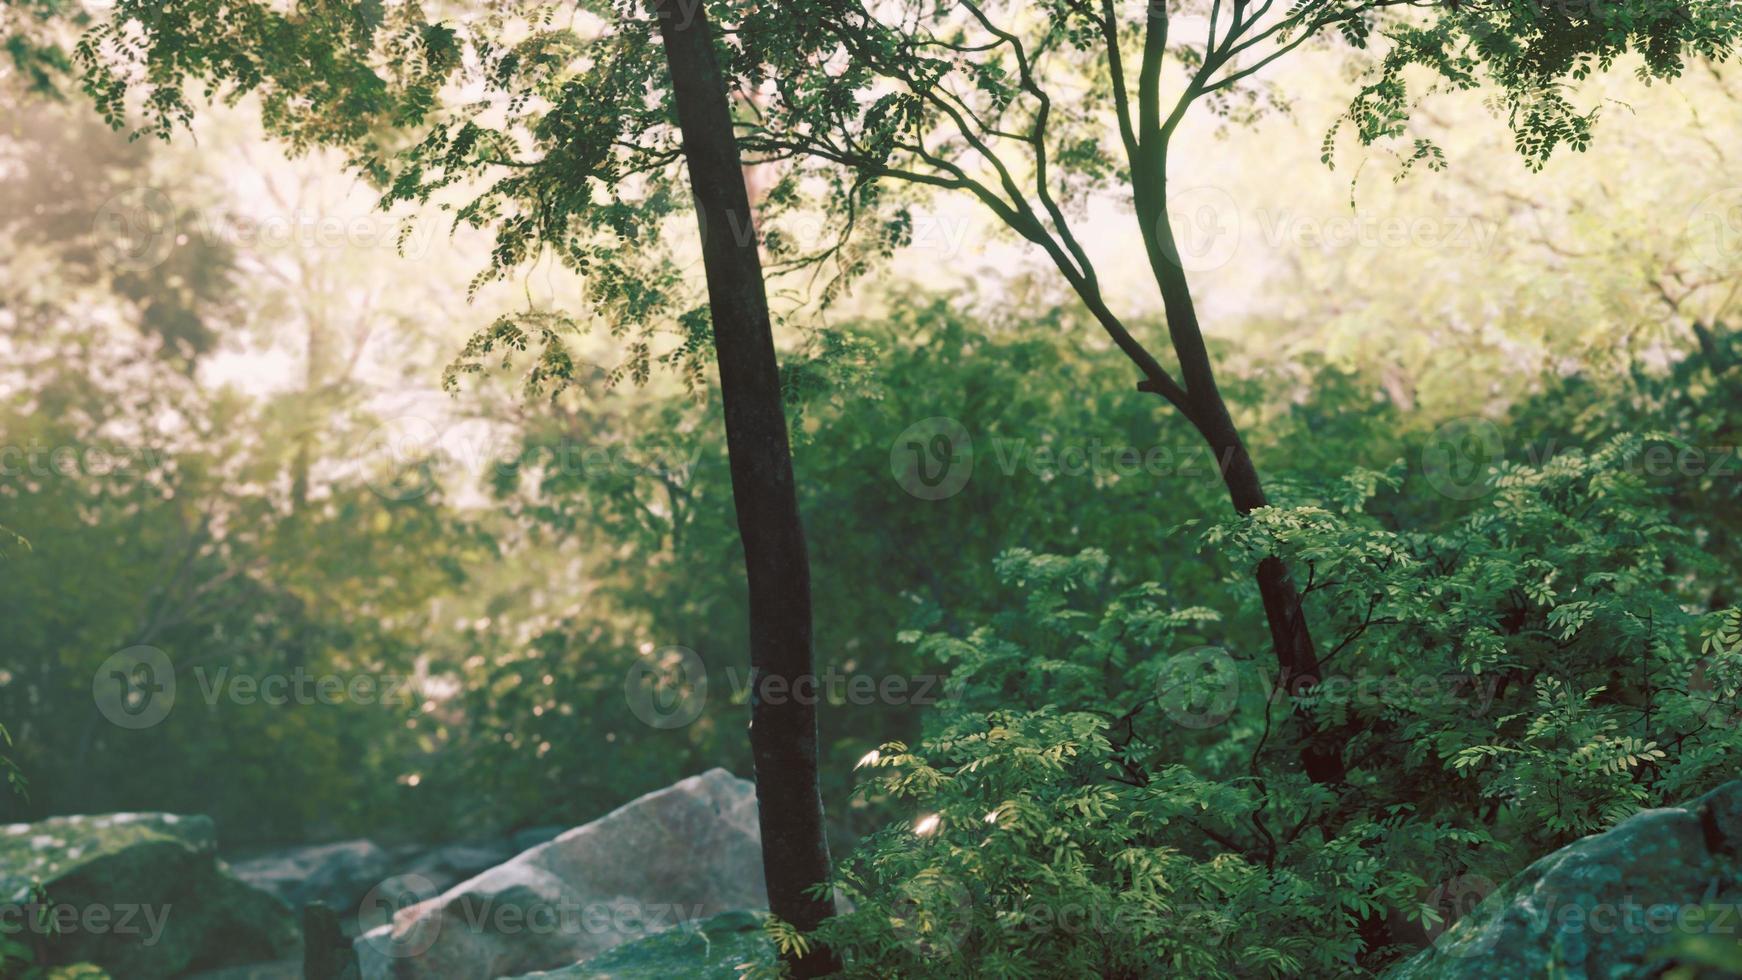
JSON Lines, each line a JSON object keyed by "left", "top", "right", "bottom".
{"left": 1179, "top": 396, "right": 1346, "bottom": 785}
{"left": 653, "top": 1, "right": 839, "bottom": 974}
{"left": 1132, "top": 142, "right": 1347, "bottom": 783}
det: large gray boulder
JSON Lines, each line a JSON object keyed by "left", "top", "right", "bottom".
{"left": 230, "top": 839, "right": 394, "bottom": 915}
{"left": 0, "top": 812, "right": 299, "bottom": 979}
{"left": 1392, "top": 780, "right": 1742, "bottom": 979}
{"left": 356, "top": 769, "right": 768, "bottom": 980}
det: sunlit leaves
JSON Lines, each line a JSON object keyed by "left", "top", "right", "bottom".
{"left": 1340, "top": 0, "right": 1742, "bottom": 168}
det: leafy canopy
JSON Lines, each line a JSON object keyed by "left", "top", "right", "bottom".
{"left": 66, "top": 0, "right": 1742, "bottom": 396}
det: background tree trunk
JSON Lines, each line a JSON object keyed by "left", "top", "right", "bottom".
{"left": 653, "top": 1, "right": 839, "bottom": 974}
{"left": 1141, "top": 191, "right": 1348, "bottom": 785}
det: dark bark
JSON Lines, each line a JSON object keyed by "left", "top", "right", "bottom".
{"left": 652, "top": 1, "right": 839, "bottom": 974}
{"left": 301, "top": 904, "right": 360, "bottom": 980}
{"left": 1118, "top": 8, "right": 1347, "bottom": 783}
{"left": 1188, "top": 398, "right": 1347, "bottom": 785}
{"left": 1136, "top": 187, "right": 1348, "bottom": 785}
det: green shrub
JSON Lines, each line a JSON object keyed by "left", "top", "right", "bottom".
{"left": 801, "top": 435, "right": 1742, "bottom": 977}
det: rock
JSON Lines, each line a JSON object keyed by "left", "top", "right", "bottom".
{"left": 230, "top": 840, "right": 394, "bottom": 915}
{"left": 230, "top": 828, "right": 565, "bottom": 919}
{"left": 1391, "top": 780, "right": 1742, "bottom": 979}
{"left": 356, "top": 769, "right": 767, "bottom": 980}
{"left": 504, "top": 909, "right": 776, "bottom": 979}
{"left": 0, "top": 812, "right": 298, "bottom": 979}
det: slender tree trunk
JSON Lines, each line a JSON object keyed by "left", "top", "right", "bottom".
{"left": 1136, "top": 174, "right": 1347, "bottom": 784}
{"left": 653, "top": 2, "right": 839, "bottom": 974}
{"left": 1191, "top": 420, "right": 1346, "bottom": 784}
{"left": 1121, "top": 9, "right": 1347, "bottom": 782}
{"left": 291, "top": 311, "right": 322, "bottom": 512}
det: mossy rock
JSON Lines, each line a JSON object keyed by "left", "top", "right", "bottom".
{"left": 507, "top": 910, "right": 777, "bottom": 979}
{"left": 0, "top": 813, "right": 297, "bottom": 980}
{"left": 1390, "top": 781, "right": 1742, "bottom": 979}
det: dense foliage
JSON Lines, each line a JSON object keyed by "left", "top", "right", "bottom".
{"left": 815, "top": 433, "right": 1742, "bottom": 975}
{"left": 4, "top": 0, "right": 1742, "bottom": 976}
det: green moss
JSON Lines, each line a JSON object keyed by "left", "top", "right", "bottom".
{"left": 0, "top": 813, "right": 294, "bottom": 980}
{"left": 0, "top": 814, "right": 214, "bottom": 903}
{"left": 511, "top": 910, "right": 776, "bottom": 979}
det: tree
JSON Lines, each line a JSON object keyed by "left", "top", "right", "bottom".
{"left": 653, "top": 0, "right": 837, "bottom": 971}
{"left": 83, "top": 0, "right": 1737, "bottom": 789}
{"left": 69, "top": 0, "right": 842, "bottom": 963}
{"left": 57, "top": 0, "right": 1740, "bottom": 926}
{"left": 707, "top": 0, "right": 1742, "bottom": 785}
